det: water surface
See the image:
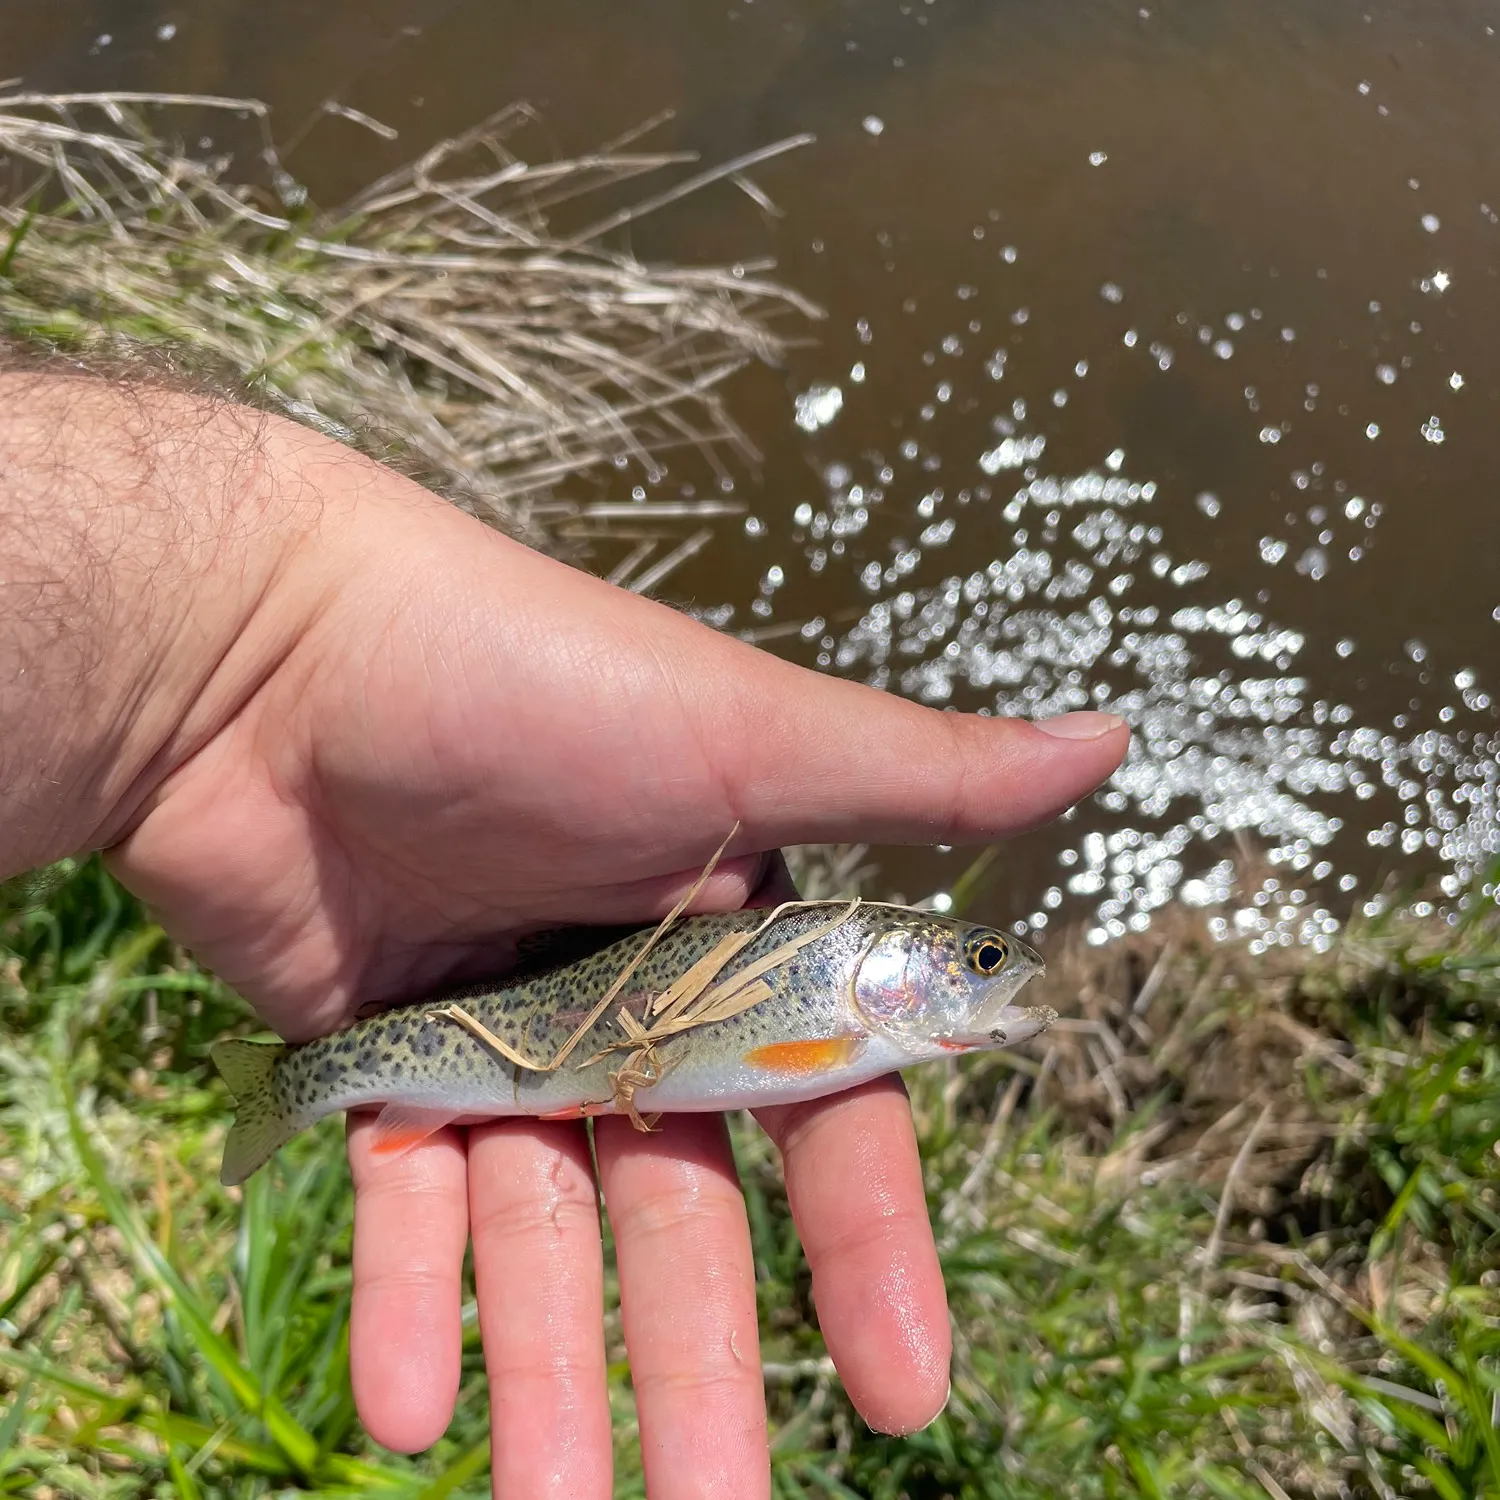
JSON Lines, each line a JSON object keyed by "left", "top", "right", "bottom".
{"left": 6, "top": 0, "right": 1498, "bottom": 945}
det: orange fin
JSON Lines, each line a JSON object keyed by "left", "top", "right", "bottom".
{"left": 535, "top": 1102, "right": 614, "bottom": 1122}
{"left": 368, "top": 1104, "right": 462, "bottom": 1159}
{"left": 743, "top": 1036, "right": 865, "bottom": 1075}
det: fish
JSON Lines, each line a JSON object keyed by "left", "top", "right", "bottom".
{"left": 210, "top": 901, "right": 1053, "bottom": 1186}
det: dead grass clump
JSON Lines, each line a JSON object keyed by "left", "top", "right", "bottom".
{"left": 1022, "top": 907, "right": 1325, "bottom": 1195}
{"left": 0, "top": 91, "right": 821, "bottom": 563}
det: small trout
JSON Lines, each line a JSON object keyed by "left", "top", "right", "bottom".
{"left": 212, "top": 901, "right": 1052, "bottom": 1185}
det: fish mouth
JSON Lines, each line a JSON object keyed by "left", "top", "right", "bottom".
{"left": 946, "top": 1001, "right": 1058, "bottom": 1051}
{"left": 971, "top": 951, "right": 1048, "bottom": 1043}
{"left": 990, "top": 1002, "right": 1058, "bottom": 1046}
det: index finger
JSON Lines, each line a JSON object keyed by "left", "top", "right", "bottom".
{"left": 756, "top": 1076, "right": 951, "bottom": 1435}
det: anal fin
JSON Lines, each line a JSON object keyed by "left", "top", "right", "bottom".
{"left": 368, "top": 1104, "right": 463, "bottom": 1160}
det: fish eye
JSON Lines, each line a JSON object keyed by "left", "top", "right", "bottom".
{"left": 963, "top": 931, "right": 1010, "bottom": 975}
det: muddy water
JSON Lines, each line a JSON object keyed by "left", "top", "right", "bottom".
{"left": 6, "top": 0, "right": 1499, "bottom": 947}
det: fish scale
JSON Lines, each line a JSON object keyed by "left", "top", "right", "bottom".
{"left": 211, "top": 902, "right": 1053, "bottom": 1185}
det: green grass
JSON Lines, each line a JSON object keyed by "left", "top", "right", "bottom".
{"left": 7, "top": 88, "right": 1496, "bottom": 1500}
{"left": 2, "top": 858, "right": 1499, "bottom": 1498}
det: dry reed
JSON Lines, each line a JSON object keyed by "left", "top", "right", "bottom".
{"left": 0, "top": 91, "right": 821, "bottom": 562}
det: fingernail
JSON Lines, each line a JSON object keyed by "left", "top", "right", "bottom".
{"left": 919, "top": 1381, "right": 953, "bottom": 1431}
{"left": 1032, "top": 711, "right": 1126, "bottom": 740}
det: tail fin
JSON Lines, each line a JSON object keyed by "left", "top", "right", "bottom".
{"left": 211, "top": 1038, "right": 295, "bottom": 1187}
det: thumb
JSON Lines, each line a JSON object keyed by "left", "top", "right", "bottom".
{"left": 703, "top": 638, "right": 1129, "bottom": 849}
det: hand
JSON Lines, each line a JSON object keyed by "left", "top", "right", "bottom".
{"left": 91, "top": 418, "right": 1129, "bottom": 1496}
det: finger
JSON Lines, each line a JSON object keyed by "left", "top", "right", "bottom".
{"left": 452, "top": 536, "right": 1125, "bottom": 851}
{"left": 600, "top": 850, "right": 790, "bottom": 920}
{"left": 347, "top": 1116, "right": 468, "bottom": 1452}
{"left": 757, "top": 1077, "right": 951, "bottom": 1435}
{"left": 498, "top": 544, "right": 1128, "bottom": 847}
{"left": 723, "top": 674, "right": 1131, "bottom": 850}
{"left": 594, "top": 1114, "right": 768, "bottom": 1500}
{"left": 561, "top": 847, "right": 793, "bottom": 933}
{"left": 468, "top": 1119, "right": 613, "bottom": 1500}
{"left": 745, "top": 849, "right": 801, "bottom": 907}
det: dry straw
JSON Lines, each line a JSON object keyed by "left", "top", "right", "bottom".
{"left": 0, "top": 91, "right": 821, "bottom": 565}
{"left": 429, "top": 824, "right": 864, "bottom": 1123}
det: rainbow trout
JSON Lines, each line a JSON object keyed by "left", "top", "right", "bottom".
{"left": 211, "top": 901, "right": 1052, "bottom": 1185}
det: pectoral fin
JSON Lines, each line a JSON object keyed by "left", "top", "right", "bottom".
{"left": 367, "top": 1104, "right": 463, "bottom": 1160}
{"left": 743, "top": 1036, "right": 865, "bottom": 1075}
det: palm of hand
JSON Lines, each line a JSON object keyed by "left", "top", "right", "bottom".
{"left": 110, "top": 489, "right": 1127, "bottom": 1497}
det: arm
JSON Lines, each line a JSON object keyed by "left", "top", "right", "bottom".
{"left": 0, "top": 369, "right": 313, "bottom": 871}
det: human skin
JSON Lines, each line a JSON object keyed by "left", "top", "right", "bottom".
{"left": 0, "top": 368, "right": 1129, "bottom": 1498}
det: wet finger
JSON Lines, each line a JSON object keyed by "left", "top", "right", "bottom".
{"left": 757, "top": 1077, "right": 951, "bottom": 1434}
{"left": 468, "top": 1118, "right": 613, "bottom": 1500}
{"left": 347, "top": 1117, "right": 468, "bottom": 1452}
{"left": 594, "top": 1114, "right": 768, "bottom": 1500}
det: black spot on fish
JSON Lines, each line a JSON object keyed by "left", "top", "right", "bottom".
{"left": 414, "top": 1025, "right": 444, "bottom": 1059}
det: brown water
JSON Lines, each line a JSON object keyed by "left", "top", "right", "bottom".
{"left": 6, "top": 0, "right": 1499, "bottom": 949}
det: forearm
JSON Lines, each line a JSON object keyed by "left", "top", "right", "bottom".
{"left": 0, "top": 368, "right": 330, "bottom": 875}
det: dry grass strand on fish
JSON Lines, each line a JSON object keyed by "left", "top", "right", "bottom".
{"left": 591, "top": 898, "right": 862, "bottom": 1123}
{"left": 425, "top": 825, "right": 869, "bottom": 1126}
